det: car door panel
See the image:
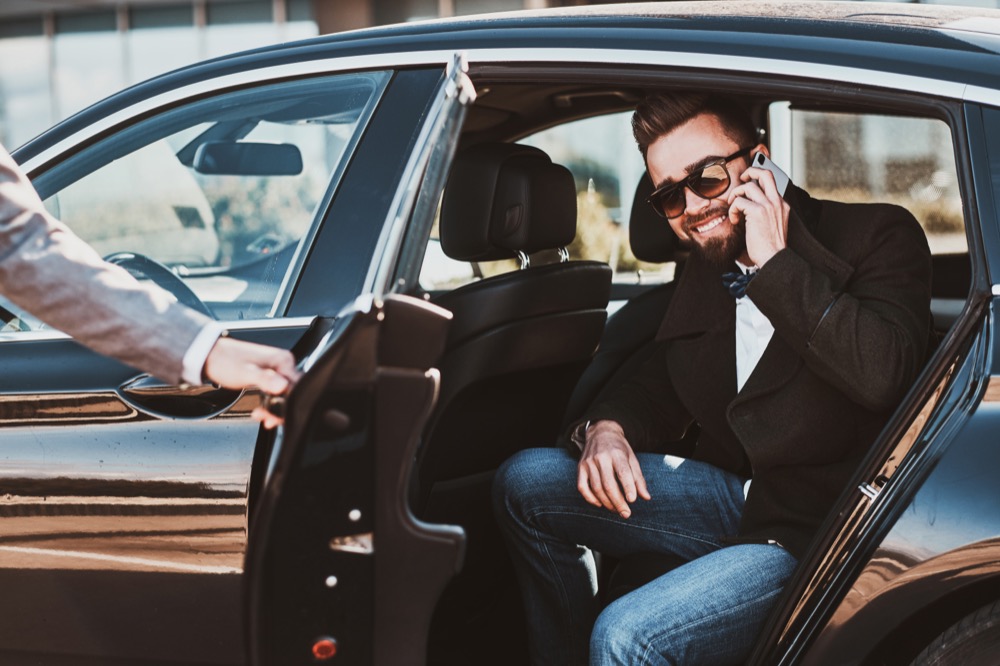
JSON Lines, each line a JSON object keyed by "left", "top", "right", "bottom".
{"left": 245, "top": 295, "right": 462, "bottom": 666}
{"left": 0, "top": 63, "right": 443, "bottom": 664}
{"left": 0, "top": 326, "right": 302, "bottom": 665}
{"left": 247, "top": 55, "right": 474, "bottom": 666}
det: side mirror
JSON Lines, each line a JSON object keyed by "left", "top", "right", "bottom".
{"left": 192, "top": 141, "right": 303, "bottom": 176}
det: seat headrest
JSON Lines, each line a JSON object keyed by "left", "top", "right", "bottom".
{"left": 440, "top": 143, "right": 577, "bottom": 262}
{"left": 629, "top": 172, "right": 681, "bottom": 263}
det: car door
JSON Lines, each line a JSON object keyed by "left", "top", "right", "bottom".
{"left": 0, "top": 60, "right": 447, "bottom": 665}
{"left": 244, "top": 55, "right": 475, "bottom": 666}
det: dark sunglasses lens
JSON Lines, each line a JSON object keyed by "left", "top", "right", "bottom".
{"left": 690, "top": 164, "right": 730, "bottom": 199}
{"left": 654, "top": 187, "right": 685, "bottom": 218}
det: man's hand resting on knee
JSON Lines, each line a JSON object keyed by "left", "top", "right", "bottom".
{"left": 577, "top": 420, "right": 651, "bottom": 519}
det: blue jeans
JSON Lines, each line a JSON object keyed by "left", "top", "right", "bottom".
{"left": 492, "top": 447, "right": 799, "bottom": 666}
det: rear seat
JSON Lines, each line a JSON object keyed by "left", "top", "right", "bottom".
{"left": 561, "top": 172, "right": 685, "bottom": 431}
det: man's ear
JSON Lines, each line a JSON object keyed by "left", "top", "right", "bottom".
{"left": 753, "top": 143, "right": 770, "bottom": 159}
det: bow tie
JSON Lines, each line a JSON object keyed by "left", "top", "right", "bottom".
{"left": 722, "top": 270, "right": 757, "bottom": 299}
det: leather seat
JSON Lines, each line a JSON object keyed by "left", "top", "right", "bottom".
{"left": 415, "top": 144, "right": 612, "bottom": 659}
{"left": 557, "top": 172, "right": 693, "bottom": 606}
{"left": 416, "top": 142, "right": 613, "bottom": 510}
{"left": 561, "top": 172, "right": 687, "bottom": 430}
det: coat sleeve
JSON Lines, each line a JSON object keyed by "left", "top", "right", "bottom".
{"left": 570, "top": 341, "right": 695, "bottom": 453}
{"left": 0, "top": 145, "right": 211, "bottom": 384}
{"left": 747, "top": 204, "right": 932, "bottom": 412}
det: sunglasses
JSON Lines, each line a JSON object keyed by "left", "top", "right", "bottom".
{"left": 646, "top": 147, "right": 753, "bottom": 219}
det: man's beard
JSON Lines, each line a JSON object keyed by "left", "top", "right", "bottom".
{"left": 679, "top": 207, "right": 747, "bottom": 268}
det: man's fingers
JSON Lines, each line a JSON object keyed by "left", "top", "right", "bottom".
{"left": 251, "top": 406, "right": 284, "bottom": 429}
{"left": 204, "top": 337, "right": 299, "bottom": 393}
{"left": 584, "top": 459, "right": 614, "bottom": 510}
{"left": 629, "top": 454, "right": 652, "bottom": 501}
{"left": 614, "top": 458, "right": 638, "bottom": 503}
{"left": 257, "top": 368, "right": 291, "bottom": 395}
{"left": 597, "top": 457, "right": 631, "bottom": 518}
{"left": 576, "top": 465, "right": 602, "bottom": 507}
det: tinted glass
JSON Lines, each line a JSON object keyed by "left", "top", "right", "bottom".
{"left": 0, "top": 71, "right": 389, "bottom": 333}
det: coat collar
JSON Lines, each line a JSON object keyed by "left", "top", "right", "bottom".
{"left": 656, "top": 184, "right": 853, "bottom": 342}
{"left": 655, "top": 184, "right": 856, "bottom": 408}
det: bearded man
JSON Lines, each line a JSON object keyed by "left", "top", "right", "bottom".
{"left": 493, "top": 92, "right": 932, "bottom": 665}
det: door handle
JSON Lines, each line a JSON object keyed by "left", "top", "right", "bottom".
{"left": 117, "top": 374, "right": 243, "bottom": 420}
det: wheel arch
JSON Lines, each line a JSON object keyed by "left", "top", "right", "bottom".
{"left": 862, "top": 554, "right": 1000, "bottom": 666}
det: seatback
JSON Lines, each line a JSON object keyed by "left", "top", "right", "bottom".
{"left": 416, "top": 143, "right": 612, "bottom": 508}
{"left": 561, "top": 172, "right": 685, "bottom": 429}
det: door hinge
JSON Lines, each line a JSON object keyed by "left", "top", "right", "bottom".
{"left": 858, "top": 475, "right": 889, "bottom": 502}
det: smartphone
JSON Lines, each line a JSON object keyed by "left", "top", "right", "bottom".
{"left": 751, "top": 151, "right": 790, "bottom": 197}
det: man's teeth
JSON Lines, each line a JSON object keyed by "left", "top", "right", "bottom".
{"left": 693, "top": 216, "right": 724, "bottom": 234}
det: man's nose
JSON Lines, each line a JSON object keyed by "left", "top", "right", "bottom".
{"left": 684, "top": 185, "right": 710, "bottom": 215}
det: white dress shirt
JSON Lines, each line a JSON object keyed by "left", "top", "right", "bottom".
{"left": 734, "top": 261, "right": 774, "bottom": 497}
{"left": 181, "top": 321, "right": 227, "bottom": 385}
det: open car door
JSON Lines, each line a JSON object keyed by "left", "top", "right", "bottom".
{"left": 244, "top": 55, "right": 475, "bottom": 665}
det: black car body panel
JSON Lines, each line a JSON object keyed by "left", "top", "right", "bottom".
{"left": 5, "top": 2, "right": 1000, "bottom": 664}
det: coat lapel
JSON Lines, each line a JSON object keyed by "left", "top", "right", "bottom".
{"left": 728, "top": 185, "right": 854, "bottom": 410}
{"left": 656, "top": 238, "right": 739, "bottom": 406}
{"left": 652, "top": 185, "right": 857, "bottom": 416}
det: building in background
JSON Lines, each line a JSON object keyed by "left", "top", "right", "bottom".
{"left": 0, "top": 0, "right": 571, "bottom": 147}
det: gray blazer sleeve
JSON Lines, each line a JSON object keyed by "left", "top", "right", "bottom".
{"left": 0, "top": 144, "right": 211, "bottom": 384}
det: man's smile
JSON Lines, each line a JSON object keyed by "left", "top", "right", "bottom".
{"left": 691, "top": 215, "right": 726, "bottom": 235}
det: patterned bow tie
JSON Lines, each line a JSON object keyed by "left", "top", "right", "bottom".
{"left": 721, "top": 270, "right": 757, "bottom": 299}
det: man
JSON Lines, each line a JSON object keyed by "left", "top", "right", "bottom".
{"left": 0, "top": 144, "right": 296, "bottom": 420}
{"left": 493, "top": 92, "right": 932, "bottom": 664}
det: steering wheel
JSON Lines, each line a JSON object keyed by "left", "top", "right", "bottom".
{"left": 104, "top": 252, "right": 214, "bottom": 318}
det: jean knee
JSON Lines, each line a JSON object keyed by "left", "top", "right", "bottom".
{"left": 491, "top": 448, "right": 531, "bottom": 521}
{"left": 591, "top": 604, "right": 650, "bottom": 665}
{"left": 491, "top": 448, "right": 560, "bottom": 523}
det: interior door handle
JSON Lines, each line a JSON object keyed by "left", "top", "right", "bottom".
{"left": 117, "top": 374, "right": 244, "bottom": 420}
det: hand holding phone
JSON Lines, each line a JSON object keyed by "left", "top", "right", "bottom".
{"left": 728, "top": 151, "right": 792, "bottom": 267}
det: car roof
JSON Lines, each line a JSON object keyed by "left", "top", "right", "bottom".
{"left": 18, "top": 1, "right": 1000, "bottom": 164}
{"left": 266, "top": 0, "right": 1000, "bottom": 52}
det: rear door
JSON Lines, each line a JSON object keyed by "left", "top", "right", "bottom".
{"left": 0, "top": 59, "right": 445, "bottom": 665}
{"left": 244, "top": 56, "right": 474, "bottom": 666}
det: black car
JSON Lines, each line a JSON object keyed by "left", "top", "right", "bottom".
{"left": 4, "top": 2, "right": 1000, "bottom": 664}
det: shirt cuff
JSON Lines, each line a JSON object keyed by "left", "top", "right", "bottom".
{"left": 181, "top": 321, "right": 227, "bottom": 385}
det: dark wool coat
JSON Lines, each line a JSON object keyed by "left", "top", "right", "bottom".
{"left": 583, "top": 184, "right": 932, "bottom": 559}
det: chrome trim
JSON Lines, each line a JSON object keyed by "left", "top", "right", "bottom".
{"left": 858, "top": 482, "right": 881, "bottom": 501}
{"left": 220, "top": 316, "right": 316, "bottom": 330}
{"left": 0, "top": 316, "right": 315, "bottom": 344}
{"left": 558, "top": 247, "right": 570, "bottom": 263}
{"left": 23, "top": 54, "right": 451, "bottom": 174}
{"left": 364, "top": 52, "right": 476, "bottom": 296}
{"left": 329, "top": 532, "right": 374, "bottom": 555}
{"left": 464, "top": 47, "right": 967, "bottom": 98}
{"left": 964, "top": 84, "right": 1000, "bottom": 107}
{"left": 25, "top": 46, "right": 980, "bottom": 174}
{"left": 518, "top": 250, "right": 531, "bottom": 269}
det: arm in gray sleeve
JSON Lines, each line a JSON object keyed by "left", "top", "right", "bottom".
{"left": 0, "top": 144, "right": 210, "bottom": 384}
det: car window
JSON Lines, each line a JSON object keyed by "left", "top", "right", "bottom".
{"left": 770, "top": 103, "right": 965, "bottom": 256}
{"left": 417, "top": 112, "right": 660, "bottom": 293}
{"left": 2, "top": 71, "right": 390, "bottom": 331}
{"left": 417, "top": 106, "right": 964, "bottom": 297}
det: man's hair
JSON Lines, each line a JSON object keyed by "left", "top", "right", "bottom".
{"left": 631, "top": 92, "right": 758, "bottom": 158}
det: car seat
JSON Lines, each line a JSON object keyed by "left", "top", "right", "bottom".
{"left": 561, "top": 171, "right": 686, "bottom": 430}
{"left": 414, "top": 142, "right": 612, "bottom": 508}
{"left": 414, "top": 142, "right": 612, "bottom": 662}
